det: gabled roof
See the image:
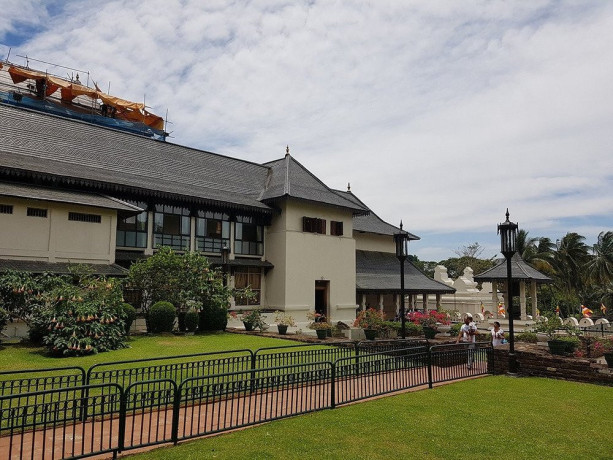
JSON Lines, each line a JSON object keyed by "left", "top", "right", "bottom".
{"left": 356, "top": 250, "right": 455, "bottom": 294}
{"left": 474, "top": 253, "right": 552, "bottom": 283}
{"left": 0, "top": 181, "right": 143, "bottom": 212}
{"left": 0, "top": 103, "right": 271, "bottom": 212}
{"left": 335, "top": 190, "right": 420, "bottom": 239}
{"left": 260, "top": 154, "right": 368, "bottom": 214}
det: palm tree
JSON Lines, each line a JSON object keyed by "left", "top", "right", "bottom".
{"left": 516, "top": 229, "right": 537, "bottom": 259}
{"left": 551, "top": 232, "right": 590, "bottom": 313}
{"left": 516, "top": 229, "right": 555, "bottom": 272}
{"left": 586, "top": 231, "right": 613, "bottom": 286}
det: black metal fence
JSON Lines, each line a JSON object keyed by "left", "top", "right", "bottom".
{"left": 0, "top": 341, "right": 492, "bottom": 459}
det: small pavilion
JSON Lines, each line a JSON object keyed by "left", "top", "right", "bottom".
{"left": 356, "top": 250, "right": 456, "bottom": 318}
{"left": 474, "top": 253, "right": 552, "bottom": 320}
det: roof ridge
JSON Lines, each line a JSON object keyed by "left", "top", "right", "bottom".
{"left": 286, "top": 156, "right": 367, "bottom": 211}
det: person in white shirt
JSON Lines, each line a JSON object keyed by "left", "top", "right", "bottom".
{"left": 456, "top": 313, "right": 477, "bottom": 369}
{"left": 491, "top": 321, "right": 505, "bottom": 347}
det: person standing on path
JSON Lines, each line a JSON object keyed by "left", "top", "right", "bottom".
{"left": 456, "top": 313, "right": 477, "bottom": 369}
{"left": 491, "top": 321, "right": 505, "bottom": 347}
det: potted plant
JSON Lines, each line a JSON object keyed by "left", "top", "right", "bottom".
{"left": 407, "top": 310, "right": 450, "bottom": 339}
{"left": 353, "top": 308, "right": 384, "bottom": 340}
{"left": 534, "top": 315, "right": 567, "bottom": 355}
{"left": 231, "top": 309, "right": 266, "bottom": 331}
{"left": 593, "top": 338, "right": 613, "bottom": 367}
{"left": 307, "top": 312, "right": 331, "bottom": 339}
{"left": 273, "top": 311, "right": 296, "bottom": 335}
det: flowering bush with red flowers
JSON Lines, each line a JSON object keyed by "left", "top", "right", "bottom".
{"left": 407, "top": 310, "right": 450, "bottom": 330}
{"left": 353, "top": 308, "right": 384, "bottom": 330}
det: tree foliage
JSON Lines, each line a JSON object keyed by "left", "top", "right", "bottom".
{"left": 126, "top": 247, "right": 252, "bottom": 332}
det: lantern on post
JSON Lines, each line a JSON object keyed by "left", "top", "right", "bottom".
{"left": 394, "top": 221, "right": 410, "bottom": 339}
{"left": 497, "top": 209, "right": 518, "bottom": 373}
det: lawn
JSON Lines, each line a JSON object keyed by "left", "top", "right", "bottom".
{"left": 0, "top": 333, "right": 302, "bottom": 372}
{"left": 127, "top": 376, "right": 613, "bottom": 460}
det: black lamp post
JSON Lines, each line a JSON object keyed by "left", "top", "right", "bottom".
{"left": 394, "top": 221, "right": 409, "bottom": 339}
{"left": 221, "top": 245, "right": 230, "bottom": 287}
{"left": 498, "top": 209, "right": 518, "bottom": 374}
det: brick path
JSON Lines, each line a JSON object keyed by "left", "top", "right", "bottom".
{"left": 0, "top": 362, "right": 488, "bottom": 460}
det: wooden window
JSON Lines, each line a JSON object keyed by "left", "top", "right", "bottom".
{"left": 68, "top": 212, "right": 101, "bottom": 223}
{"left": 331, "top": 221, "right": 343, "bottom": 236}
{"left": 196, "top": 210, "right": 230, "bottom": 253}
{"left": 235, "top": 215, "right": 263, "bottom": 256}
{"left": 117, "top": 201, "right": 148, "bottom": 248}
{"left": 234, "top": 267, "right": 261, "bottom": 306}
{"left": 153, "top": 204, "right": 190, "bottom": 250}
{"left": 303, "top": 216, "right": 326, "bottom": 234}
{"left": 0, "top": 204, "right": 13, "bottom": 214}
{"left": 27, "top": 207, "right": 48, "bottom": 218}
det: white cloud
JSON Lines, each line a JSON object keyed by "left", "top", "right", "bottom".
{"left": 3, "top": 0, "right": 612, "bottom": 261}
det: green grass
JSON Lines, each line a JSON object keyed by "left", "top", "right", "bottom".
{"left": 128, "top": 376, "right": 613, "bottom": 460}
{"left": 0, "top": 333, "right": 302, "bottom": 372}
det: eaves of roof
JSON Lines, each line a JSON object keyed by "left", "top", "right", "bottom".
{"left": 0, "top": 103, "right": 272, "bottom": 213}
{"left": 0, "top": 181, "right": 143, "bottom": 212}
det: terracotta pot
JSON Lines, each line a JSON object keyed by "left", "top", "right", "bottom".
{"left": 364, "top": 329, "right": 377, "bottom": 340}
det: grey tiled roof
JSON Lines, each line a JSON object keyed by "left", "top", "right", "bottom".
{"left": 0, "top": 259, "right": 128, "bottom": 276}
{"left": 474, "top": 253, "right": 552, "bottom": 283}
{"left": 0, "top": 103, "right": 271, "bottom": 211}
{"left": 356, "top": 250, "right": 455, "bottom": 294}
{"left": 0, "top": 181, "right": 143, "bottom": 212}
{"left": 260, "top": 155, "right": 368, "bottom": 214}
{"left": 335, "top": 190, "right": 420, "bottom": 239}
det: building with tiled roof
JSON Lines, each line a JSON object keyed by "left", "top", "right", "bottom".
{"left": 0, "top": 75, "right": 453, "bottom": 327}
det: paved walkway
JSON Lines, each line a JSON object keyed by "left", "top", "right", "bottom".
{"left": 0, "top": 362, "right": 488, "bottom": 460}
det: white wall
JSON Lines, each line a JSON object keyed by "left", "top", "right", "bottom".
{"left": 264, "top": 198, "right": 357, "bottom": 324}
{"left": 0, "top": 196, "right": 117, "bottom": 264}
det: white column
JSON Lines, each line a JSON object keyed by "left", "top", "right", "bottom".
{"left": 395, "top": 294, "right": 400, "bottom": 315}
{"left": 378, "top": 294, "right": 384, "bottom": 312}
{"left": 189, "top": 216, "right": 196, "bottom": 252}
{"left": 361, "top": 294, "right": 366, "bottom": 311}
{"left": 531, "top": 281, "right": 538, "bottom": 317}
{"left": 520, "top": 281, "right": 527, "bottom": 320}
{"left": 145, "top": 210, "right": 154, "bottom": 255}
{"left": 492, "top": 281, "right": 498, "bottom": 305}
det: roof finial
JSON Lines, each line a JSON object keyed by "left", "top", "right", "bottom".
{"left": 399, "top": 220, "right": 403, "bottom": 231}
{"left": 347, "top": 182, "right": 351, "bottom": 192}
{"left": 286, "top": 145, "right": 290, "bottom": 157}
{"left": 505, "top": 208, "right": 510, "bottom": 221}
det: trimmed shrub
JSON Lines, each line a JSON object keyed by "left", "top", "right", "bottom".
{"left": 516, "top": 331, "right": 538, "bottom": 343}
{"left": 119, "top": 303, "right": 137, "bottom": 335}
{"left": 149, "top": 301, "right": 176, "bottom": 333}
{"left": 184, "top": 308, "right": 199, "bottom": 332}
{"left": 198, "top": 300, "right": 228, "bottom": 332}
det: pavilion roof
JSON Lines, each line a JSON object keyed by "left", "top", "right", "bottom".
{"left": 473, "top": 253, "right": 553, "bottom": 283}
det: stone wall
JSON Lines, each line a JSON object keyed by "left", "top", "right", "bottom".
{"left": 493, "top": 343, "right": 613, "bottom": 386}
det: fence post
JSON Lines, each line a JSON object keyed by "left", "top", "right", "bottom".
{"left": 427, "top": 346, "right": 433, "bottom": 389}
{"left": 171, "top": 383, "right": 181, "bottom": 445}
{"left": 118, "top": 385, "right": 127, "bottom": 453}
{"left": 330, "top": 362, "right": 336, "bottom": 409}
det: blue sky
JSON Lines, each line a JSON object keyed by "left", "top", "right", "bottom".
{"left": 1, "top": 0, "right": 611, "bottom": 261}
